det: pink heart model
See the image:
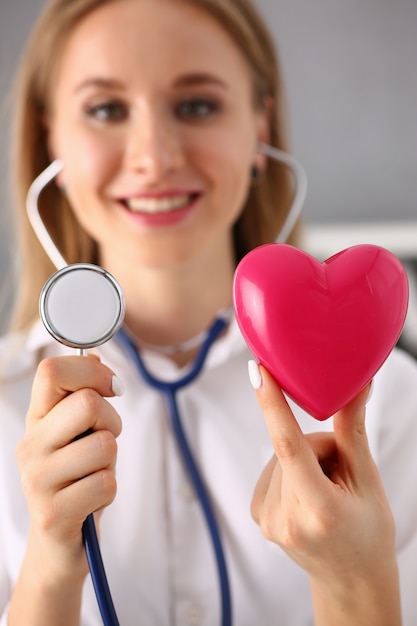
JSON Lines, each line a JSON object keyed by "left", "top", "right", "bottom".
{"left": 233, "top": 243, "right": 409, "bottom": 420}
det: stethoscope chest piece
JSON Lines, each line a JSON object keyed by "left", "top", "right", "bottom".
{"left": 40, "top": 263, "right": 126, "bottom": 349}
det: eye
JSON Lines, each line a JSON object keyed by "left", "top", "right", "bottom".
{"left": 84, "top": 100, "right": 128, "bottom": 122}
{"left": 176, "top": 98, "right": 220, "bottom": 120}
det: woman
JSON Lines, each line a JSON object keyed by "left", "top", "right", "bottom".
{"left": 1, "top": 0, "right": 416, "bottom": 624}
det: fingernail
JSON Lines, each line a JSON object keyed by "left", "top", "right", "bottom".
{"left": 112, "top": 375, "right": 125, "bottom": 397}
{"left": 365, "top": 379, "right": 374, "bottom": 405}
{"left": 248, "top": 360, "right": 262, "bottom": 390}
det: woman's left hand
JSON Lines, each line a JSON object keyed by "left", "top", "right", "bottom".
{"left": 250, "top": 362, "right": 402, "bottom": 626}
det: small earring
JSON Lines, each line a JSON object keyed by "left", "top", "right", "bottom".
{"left": 251, "top": 165, "right": 260, "bottom": 180}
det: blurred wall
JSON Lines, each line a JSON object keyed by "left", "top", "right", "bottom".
{"left": 256, "top": 0, "right": 417, "bottom": 225}
{"left": 0, "top": 0, "right": 46, "bottom": 331}
{"left": 0, "top": 0, "right": 416, "bottom": 332}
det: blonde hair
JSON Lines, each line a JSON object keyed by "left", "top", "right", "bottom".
{"left": 10, "top": 0, "right": 296, "bottom": 331}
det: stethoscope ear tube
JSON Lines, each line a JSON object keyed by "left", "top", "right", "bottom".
{"left": 27, "top": 147, "right": 307, "bottom": 273}
{"left": 26, "top": 159, "right": 67, "bottom": 270}
{"left": 257, "top": 142, "right": 308, "bottom": 244}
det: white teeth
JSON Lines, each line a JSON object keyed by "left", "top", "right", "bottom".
{"left": 126, "top": 195, "right": 191, "bottom": 213}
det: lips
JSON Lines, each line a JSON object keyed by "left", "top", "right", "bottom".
{"left": 123, "top": 192, "right": 199, "bottom": 214}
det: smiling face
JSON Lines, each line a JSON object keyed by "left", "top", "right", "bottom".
{"left": 47, "top": 0, "right": 269, "bottom": 278}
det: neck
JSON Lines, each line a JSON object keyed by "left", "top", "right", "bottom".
{"left": 124, "top": 305, "right": 233, "bottom": 358}
{"left": 102, "top": 243, "right": 235, "bottom": 365}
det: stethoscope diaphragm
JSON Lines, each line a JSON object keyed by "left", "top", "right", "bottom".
{"left": 39, "top": 263, "right": 125, "bottom": 350}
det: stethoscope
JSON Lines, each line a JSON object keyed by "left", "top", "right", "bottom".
{"left": 26, "top": 143, "right": 308, "bottom": 626}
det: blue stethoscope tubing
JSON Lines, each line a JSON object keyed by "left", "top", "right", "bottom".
{"left": 83, "top": 514, "right": 120, "bottom": 625}
{"left": 83, "top": 314, "right": 232, "bottom": 626}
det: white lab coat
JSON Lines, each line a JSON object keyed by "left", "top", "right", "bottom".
{"left": 0, "top": 319, "right": 417, "bottom": 625}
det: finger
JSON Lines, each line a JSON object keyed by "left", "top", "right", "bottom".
{"left": 46, "top": 389, "right": 122, "bottom": 446}
{"left": 17, "top": 390, "right": 122, "bottom": 485}
{"left": 248, "top": 361, "right": 329, "bottom": 498}
{"left": 62, "top": 469, "right": 118, "bottom": 518}
{"left": 306, "top": 432, "right": 339, "bottom": 479}
{"left": 19, "top": 423, "right": 118, "bottom": 498}
{"left": 27, "top": 355, "right": 123, "bottom": 426}
{"left": 305, "top": 432, "right": 335, "bottom": 459}
{"left": 332, "top": 381, "right": 375, "bottom": 483}
{"left": 45, "top": 429, "right": 118, "bottom": 490}
{"left": 251, "top": 455, "right": 280, "bottom": 524}
{"left": 37, "top": 467, "right": 118, "bottom": 534}
{"left": 335, "top": 382, "right": 372, "bottom": 447}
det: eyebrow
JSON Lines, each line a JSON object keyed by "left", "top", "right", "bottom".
{"left": 74, "top": 78, "right": 125, "bottom": 93}
{"left": 173, "top": 73, "right": 228, "bottom": 89}
{"left": 73, "top": 72, "right": 228, "bottom": 94}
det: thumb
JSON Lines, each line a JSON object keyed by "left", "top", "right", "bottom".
{"left": 332, "top": 381, "right": 374, "bottom": 477}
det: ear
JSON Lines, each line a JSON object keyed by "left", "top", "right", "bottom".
{"left": 42, "top": 114, "right": 66, "bottom": 189}
{"left": 254, "top": 96, "right": 273, "bottom": 171}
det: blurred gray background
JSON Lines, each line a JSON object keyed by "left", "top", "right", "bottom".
{"left": 1, "top": 0, "right": 416, "bottom": 343}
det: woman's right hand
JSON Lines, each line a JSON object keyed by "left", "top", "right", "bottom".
{"left": 15, "top": 353, "right": 123, "bottom": 582}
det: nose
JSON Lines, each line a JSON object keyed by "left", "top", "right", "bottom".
{"left": 124, "top": 104, "right": 184, "bottom": 181}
